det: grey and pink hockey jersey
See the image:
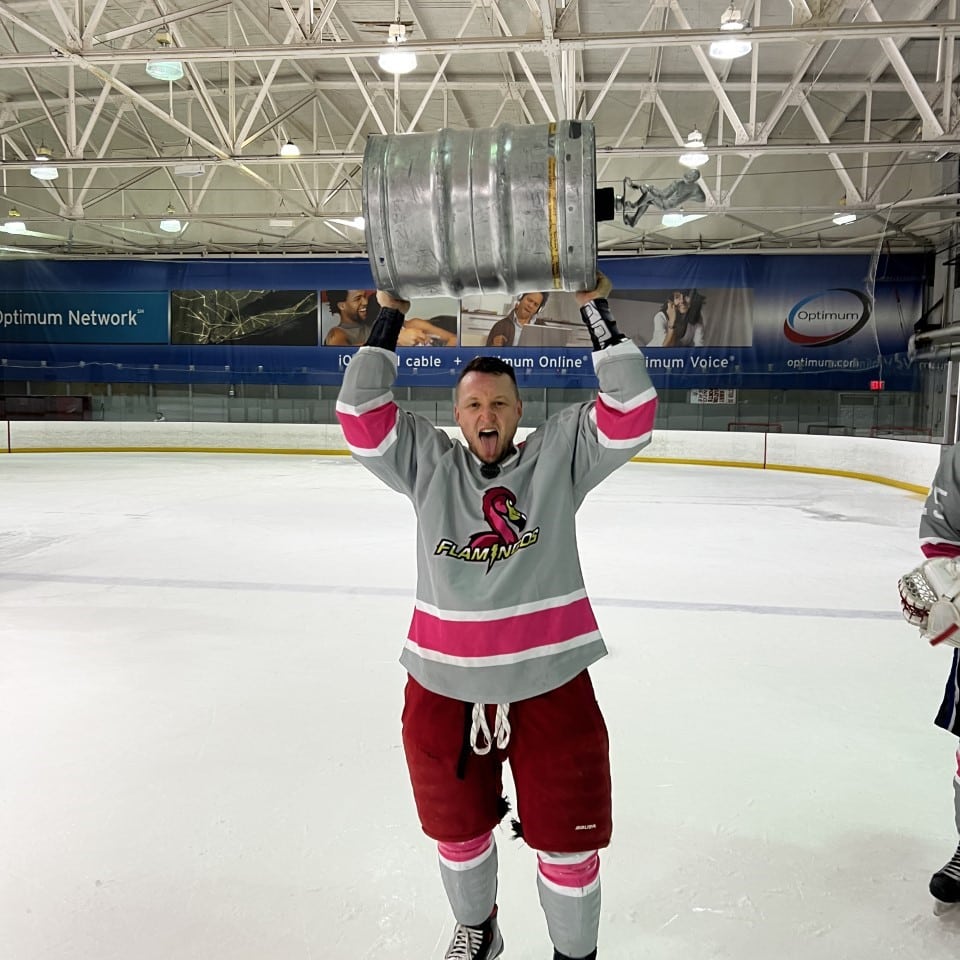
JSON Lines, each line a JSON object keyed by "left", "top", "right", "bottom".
{"left": 336, "top": 340, "right": 657, "bottom": 705}
{"left": 919, "top": 447, "right": 960, "bottom": 735}
{"left": 921, "top": 448, "right": 960, "bottom": 560}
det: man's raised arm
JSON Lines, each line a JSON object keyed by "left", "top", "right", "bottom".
{"left": 564, "top": 273, "right": 658, "bottom": 499}
{"left": 335, "top": 291, "right": 452, "bottom": 497}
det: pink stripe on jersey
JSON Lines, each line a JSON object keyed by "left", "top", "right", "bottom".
{"left": 337, "top": 400, "right": 398, "bottom": 451}
{"left": 438, "top": 832, "right": 493, "bottom": 864}
{"left": 922, "top": 543, "right": 960, "bottom": 559}
{"left": 408, "top": 597, "right": 599, "bottom": 659}
{"left": 537, "top": 852, "right": 600, "bottom": 889}
{"left": 594, "top": 394, "right": 657, "bottom": 443}
{"left": 955, "top": 748, "right": 960, "bottom": 779}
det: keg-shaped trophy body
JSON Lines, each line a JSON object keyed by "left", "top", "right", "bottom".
{"left": 363, "top": 121, "right": 598, "bottom": 298}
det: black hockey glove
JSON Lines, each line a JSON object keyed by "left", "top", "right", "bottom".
{"left": 364, "top": 291, "right": 410, "bottom": 351}
{"left": 365, "top": 308, "right": 405, "bottom": 351}
{"left": 579, "top": 297, "right": 627, "bottom": 350}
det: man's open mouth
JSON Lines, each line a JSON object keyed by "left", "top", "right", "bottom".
{"left": 478, "top": 428, "right": 499, "bottom": 460}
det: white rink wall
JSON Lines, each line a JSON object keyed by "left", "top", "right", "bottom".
{"left": 3, "top": 420, "right": 350, "bottom": 453}
{"left": 637, "top": 429, "right": 941, "bottom": 491}
{"left": 2, "top": 420, "right": 941, "bottom": 492}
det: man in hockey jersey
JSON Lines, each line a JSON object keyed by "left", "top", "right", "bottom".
{"left": 336, "top": 274, "right": 657, "bottom": 960}
{"left": 899, "top": 445, "right": 960, "bottom": 913}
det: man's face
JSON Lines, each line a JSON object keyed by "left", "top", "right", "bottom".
{"left": 515, "top": 293, "right": 544, "bottom": 325}
{"left": 454, "top": 372, "right": 523, "bottom": 464}
{"left": 338, "top": 290, "right": 368, "bottom": 326}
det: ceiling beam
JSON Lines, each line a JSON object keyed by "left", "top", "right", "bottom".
{"left": 1, "top": 136, "right": 955, "bottom": 173}
{"left": 2, "top": 20, "right": 960, "bottom": 70}
{"left": 861, "top": 0, "right": 944, "bottom": 139}
{"left": 799, "top": 98, "right": 862, "bottom": 203}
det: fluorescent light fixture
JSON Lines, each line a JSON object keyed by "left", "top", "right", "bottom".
{"left": 146, "top": 59, "right": 184, "bottom": 81}
{"left": 269, "top": 218, "right": 295, "bottom": 228}
{"left": 832, "top": 212, "right": 857, "bottom": 226}
{"left": 679, "top": 130, "right": 708, "bottom": 168}
{"left": 174, "top": 162, "right": 205, "bottom": 177}
{"left": 279, "top": 140, "right": 301, "bottom": 158}
{"left": 378, "top": 22, "right": 417, "bottom": 75}
{"left": 30, "top": 164, "right": 59, "bottom": 180}
{"left": 709, "top": 5, "right": 751, "bottom": 59}
{"left": 661, "top": 212, "right": 707, "bottom": 228}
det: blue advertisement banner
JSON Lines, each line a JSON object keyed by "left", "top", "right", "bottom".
{"left": 0, "top": 342, "right": 916, "bottom": 391}
{"left": 0, "top": 291, "right": 169, "bottom": 343}
{"left": 0, "top": 254, "right": 927, "bottom": 390}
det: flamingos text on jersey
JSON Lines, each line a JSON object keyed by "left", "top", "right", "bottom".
{"left": 435, "top": 485, "right": 539, "bottom": 572}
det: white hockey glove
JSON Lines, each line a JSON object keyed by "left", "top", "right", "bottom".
{"left": 899, "top": 556, "right": 960, "bottom": 647}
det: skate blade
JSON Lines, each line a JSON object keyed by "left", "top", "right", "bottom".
{"left": 933, "top": 898, "right": 959, "bottom": 916}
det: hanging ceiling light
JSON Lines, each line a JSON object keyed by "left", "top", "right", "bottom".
{"left": 709, "top": 5, "right": 752, "bottom": 60}
{"left": 679, "top": 130, "right": 709, "bottom": 168}
{"left": 30, "top": 142, "right": 59, "bottom": 180}
{"left": 146, "top": 60, "right": 184, "bottom": 81}
{"left": 378, "top": 22, "right": 417, "bottom": 75}
{"left": 1, "top": 208, "right": 26, "bottom": 233}
{"left": 146, "top": 27, "right": 184, "bottom": 81}
{"left": 279, "top": 139, "right": 301, "bottom": 158}
{"left": 159, "top": 204, "right": 182, "bottom": 233}
{"left": 30, "top": 165, "right": 59, "bottom": 180}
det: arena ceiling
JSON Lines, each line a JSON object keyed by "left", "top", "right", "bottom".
{"left": 0, "top": 0, "right": 957, "bottom": 260}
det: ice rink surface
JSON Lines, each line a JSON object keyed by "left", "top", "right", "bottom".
{"left": 2, "top": 451, "right": 959, "bottom": 960}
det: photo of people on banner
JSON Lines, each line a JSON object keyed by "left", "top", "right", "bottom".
{"left": 459, "top": 291, "right": 592, "bottom": 348}
{"left": 607, "top": 287, "right": 754, "bottom": 348}
{"left": 459, "top": 286, "right": 753, "bottom": 349}
{"left": 321, "top": 290, "right": 458, "bottom": 347}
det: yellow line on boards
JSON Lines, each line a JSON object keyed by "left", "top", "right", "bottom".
{"left": 764, "top": 462, "right": 929, "bottom": 495}
{"left": 632, "top": 454, "right": 929, "bottom": 495}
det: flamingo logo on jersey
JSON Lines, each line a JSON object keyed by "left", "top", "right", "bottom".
{"left": 434, "top": 486, "right": 540, "bottom": 572}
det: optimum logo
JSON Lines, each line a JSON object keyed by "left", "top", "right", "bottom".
{"left": 783, "top": 288, "right": 872, "bottom": 347}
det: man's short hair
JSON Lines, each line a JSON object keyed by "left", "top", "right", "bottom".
{"left": 326, "top": 290, "right": 347, "bottom": 316}
{"left": 456, "top": 355, "right": 519, "bottom": 397}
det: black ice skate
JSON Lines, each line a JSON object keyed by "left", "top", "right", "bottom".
{"left": 444, "top": 905, "right": 504, "bottom": 960}
{"left": 930, "top": 843, "right": 960, "bottom": 915}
